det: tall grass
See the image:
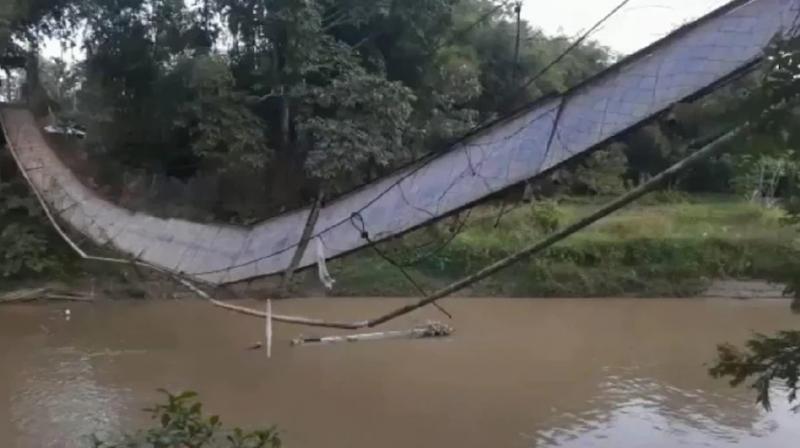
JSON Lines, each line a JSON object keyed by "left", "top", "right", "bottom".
{"left": 327, "top": 197, "right": 799, "bottom": 298}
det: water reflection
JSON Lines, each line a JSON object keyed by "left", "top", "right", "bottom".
{"left": 10, "top": 346, "right": 133, "bottom": 447}
{"left": 532, "top": 371, "right": 799, "bottom": 447}
{"left": 0, "top": 298, "right": 798, "bottom": 448}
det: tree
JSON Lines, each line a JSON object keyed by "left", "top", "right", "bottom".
{"left": 34, "top": 0, "right": 609, "bottom": 216}
{"left": 711, "top": 332, "right": 800, "bottom": 412}
{"left": 0, "top": 176, "right": 66, "bottom": 279}
{"left": 731, "top": 150, "right": 798, "bottom": 207}
{"left": 709, "top": 34, "right": 800, "bottom": 411}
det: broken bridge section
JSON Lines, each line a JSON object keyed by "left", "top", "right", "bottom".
{"left": 1, "top": 0, "right": 797, "bottom": 285}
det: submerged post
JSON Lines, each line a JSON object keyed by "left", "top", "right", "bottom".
{"left": 266, "top": 299, "right": 273, "bottom": 358}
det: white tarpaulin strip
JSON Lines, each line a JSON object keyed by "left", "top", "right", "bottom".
{"left": 316, "top": 237, "right": 336, "bottom": 290}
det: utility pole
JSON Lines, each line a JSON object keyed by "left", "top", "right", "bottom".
{"left": 512, "top": 1, "right": 523, "bottom": 86}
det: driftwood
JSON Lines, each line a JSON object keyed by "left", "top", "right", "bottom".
{"left": 0, "top": 286, "right": 94, "bottom": 303}
{"left": 291, "top": 321, "right": 453, "bottom": 346}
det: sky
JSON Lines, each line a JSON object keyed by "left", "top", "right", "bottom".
{"left": 523, "top": 0, "right": 730, "bottom": 54}
{"left": 40, "top": 0, "right": 733, "bottom": 60}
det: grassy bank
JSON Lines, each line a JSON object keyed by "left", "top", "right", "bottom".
{"left": 322, "top": 195, "right": 799, "bottom": 297}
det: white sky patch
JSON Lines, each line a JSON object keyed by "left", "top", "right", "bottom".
{"left": 523, "top": 0, "right": 731, "bottom": 54}
{"left": 40, "top": 1, "right": 734, "bottom": 60}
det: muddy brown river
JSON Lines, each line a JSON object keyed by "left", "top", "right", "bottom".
{"left": 1, "top": 298, "right": 799, "bottom": 447}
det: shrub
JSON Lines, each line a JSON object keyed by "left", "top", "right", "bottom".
{"left": 91, "top": 390, "right": 282, "bottom": 448}
{"left": 529, "top": 201, "right": 564, "bottom": 234}
{"left": 0, "top": 178, "right": 66, "bottom": 279}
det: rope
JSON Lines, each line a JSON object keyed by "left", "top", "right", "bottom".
{"left": 350, "top": 212, "right": 453, "bottom": 320}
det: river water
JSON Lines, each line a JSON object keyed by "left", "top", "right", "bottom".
{"left": 1, "top": 298, "right": 799, "bottom": 447}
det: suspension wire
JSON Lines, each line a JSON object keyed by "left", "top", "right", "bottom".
{"left": 431, "top": 0, "right": 515, "bottom": 55}
{"left": 349, "top": 212, "right": 453, "bottom": 320}
{"left": 491, "top": 1, "right": 633, "bottom": 227}
{"left": 345, "top": 0, "right": 631, "bottom": 269}
{"left": 508, "top": 0, "right": 633, "bottom": 101}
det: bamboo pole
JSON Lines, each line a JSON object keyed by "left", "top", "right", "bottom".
{"left": 278, "top": 194, "right": 323, "bottom": 297}
{"left": 174, "top": 277, "right": 368, "bottom": 329}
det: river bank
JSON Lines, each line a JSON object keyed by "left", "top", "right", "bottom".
{"left": 2, "top": 196, "right": 798, "bottom": 300}
{"left": 317, "top": 195, "right": 799, "bottom": 298}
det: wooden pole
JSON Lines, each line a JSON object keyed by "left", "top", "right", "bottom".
{"left": 266, "top": 299, "right": 272, "bottom": 358}
{"left": 278, "top": 193, "right": 323, "bottom": 297}
{"left": 512, "top": 1, "right": 523, "bottom": 86}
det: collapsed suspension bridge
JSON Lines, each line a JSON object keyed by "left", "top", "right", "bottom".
{"left": 1, "top": 0, "right": 797, "bottom": 291}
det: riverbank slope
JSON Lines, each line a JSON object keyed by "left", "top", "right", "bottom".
{"left": 316, "top": 195, "right": 798, "bottom": 298}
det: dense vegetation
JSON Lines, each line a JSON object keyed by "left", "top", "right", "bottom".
{"left": 1, "top": 0, "right": 799, "bottom": 290}
{"left": 4, "top": 0, "right": 786, "bottom": 217}
{"left": 323, "top": 196, "right": 798, "bottom": 297}
{"left": 3, "top": 0, "right": 612, "bottom": 220}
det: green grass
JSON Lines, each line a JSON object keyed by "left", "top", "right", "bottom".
{"left": 323, "top": 196, "right": 800, "bottom": 297}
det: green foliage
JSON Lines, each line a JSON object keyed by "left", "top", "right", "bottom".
{"left": 731, "top": 151, "right": 799, "bottom": 204}
{"left": 293, "top": 40, "right": 416, "bottom": 186}
{"left": 642, "top": 189, "right": 689, "bottom": 205}
{"left": 38, "top": 56, "right": 80, "bottom": 109}
{"left": 529, "top": 200, "right": 563, "bottom": 234}
{"left": 173, "top": 55, "right": 271, "bottom": 171}
{"left": 0, "top": 177, "right": 64, "bottom": 279}
{"left": 710, "top": 332, "right": 800, "bottom": 412}
{"left": 702, "top": 34, "right": 800, "bottom": 412}
{"left": 328, "top": 198, "right": 798, "bottom": 298}
{"left": 92, "top": 390, "right": 281, "bottom": 448}
{"left": 570, "top": 145, "right": 628, "bottom": 195}
{"left": 14, "top": 0, "right": 614, "bottom": 218}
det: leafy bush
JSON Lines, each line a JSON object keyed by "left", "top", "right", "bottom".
{"left": 329, "top": 197, "right": 800, "bottom": 298}
{"left": 529, "top": 201, "right": 564, "bottom": 234}
{"left": 0, "top": 178, "right": 65, "bottom": 279}
{"left": 91, "top": 390, "right": 282, "bottom": 448}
